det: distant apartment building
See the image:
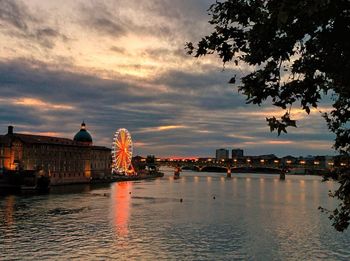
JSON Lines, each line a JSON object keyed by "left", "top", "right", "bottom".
{"left": 216, "top": 148, "right": 229, "bottom": 161}
{"left": 232, "top": 148, "right": 244, "bottom": 158}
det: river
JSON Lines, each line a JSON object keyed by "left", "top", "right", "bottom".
{"left": 1, "top": 168, "right": 350, "bottom": 260}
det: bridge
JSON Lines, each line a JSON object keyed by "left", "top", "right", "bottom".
{"left": 165, "top": 163, "right": 281, "bottom": 174}
{"left": 158, "top": 160, "right": 328, "bottom": 175}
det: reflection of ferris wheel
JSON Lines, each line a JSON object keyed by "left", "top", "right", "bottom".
{"left": 112, "top": 128, "right": 134, "bottom": 174}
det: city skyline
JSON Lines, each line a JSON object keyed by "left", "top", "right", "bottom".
{"left": 0, "top": 0, "right": 335, "bottom": 157}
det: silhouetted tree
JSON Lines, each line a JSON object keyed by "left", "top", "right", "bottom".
{"left": 187, "top": 0, "right": 350, "bottom": 231}
{"left": 146, "top": 155, "right": 156, "bottom": 164}
{"left": 146, "top": 155, "right": 157, "bottom": 172}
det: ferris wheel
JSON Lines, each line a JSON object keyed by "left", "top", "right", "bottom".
{"left": 112, "top": 128, "right": 134, "bottom": 174}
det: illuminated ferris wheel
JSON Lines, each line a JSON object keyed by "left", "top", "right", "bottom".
{"left": 112, "top": 128, "right": 134, "bottom": 175}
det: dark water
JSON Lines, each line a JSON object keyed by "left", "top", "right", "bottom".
{"left": 1, "top": 168, "right": 350, "bottom": 260}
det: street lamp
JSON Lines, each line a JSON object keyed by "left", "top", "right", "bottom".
{"left": 247, "top": 159, "right": 251, "bottom": 165}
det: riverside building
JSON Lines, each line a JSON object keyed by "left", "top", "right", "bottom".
{"left": 0, "top": 123, "right": 111, "bottom": 185}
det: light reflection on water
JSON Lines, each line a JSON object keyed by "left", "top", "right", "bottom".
{"left": 112, "top": 182, "right": 131, "bottom": 238}
{"left": 4, "top": 195, "right": 15, "bottom": 227}
{"left": 0, "top": 168, "right": 350, "bottom": 260}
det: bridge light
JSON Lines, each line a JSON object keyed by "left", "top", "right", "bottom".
{"left": 300, "top": 160, "right": 306, "bottom": 165}
{"left": 286, "top": 160, "right": 292, "bottom": 164}
{"left": 314, "top": 161, "right": 320, "bottom": 165}
{"left": 274, "top": 160, "right": 279, "bottom": 164}
{"left": 340, "top": 163, "right": 346, "bottom": 166}
{"left": 328, "top": 162, "right": 334, "bottom": 166}
{"left": 233, "top": 159, "right": 237, "bottom": 162}
{"left": 247, "top": 159, "right": 251, "bottom": 163}
{"left": 260, "top": 159, "right": 265, "bottom": 163}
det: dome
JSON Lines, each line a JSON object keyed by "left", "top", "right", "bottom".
{"left": 74, "top": 122, "right": 92, "bottom": 143}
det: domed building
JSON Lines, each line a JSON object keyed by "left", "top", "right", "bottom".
{"left": 0, "top": 123, "right": 111, "bottom": 185}
{"left": 74, "top": 122, "right": 93, "bottom": 145}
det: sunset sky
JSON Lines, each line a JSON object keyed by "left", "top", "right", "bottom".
{"left": 0, "top": 0, "right": 335, "bottom": 157}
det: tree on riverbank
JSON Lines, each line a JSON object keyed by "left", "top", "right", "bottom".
{"left": 186, "top": 0, "right": 350, "bottom": 231}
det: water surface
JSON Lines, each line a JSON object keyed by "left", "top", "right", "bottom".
{"left": 1, "top": 168, "right": 349, "bottom": 260}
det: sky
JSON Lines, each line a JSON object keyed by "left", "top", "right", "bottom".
{"left": 0, "top": 0, "right": 336, "bottom": 157}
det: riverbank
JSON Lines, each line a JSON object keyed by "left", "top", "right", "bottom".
{"left": 91, "top": 172, "right": 164, "bottom": 184}
{"left": 0, "top": 171, "right": 164, "bottom": 194}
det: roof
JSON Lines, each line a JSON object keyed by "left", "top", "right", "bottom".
{"left": 17, "top": 133, "right": 79, "bottom": 145}
{"left": 1, "top": 133, "right": 110, "bottom": 152}
{"left": 0, "top": 135, "right": 11, "bottom": 145}
{"left": 74, "top": 129, "right": 92, "bottom": 142}
{"left": 73, "top": 122, "right": 93, "bottom": 143}
{"left": 1, "top": 133, "right": 88, "bottom": 147}
{"left": 92, "top": 145, "right": 111, "bottom": 151}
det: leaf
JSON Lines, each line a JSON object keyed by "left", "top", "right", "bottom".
{"left": 289, "top": 120, "right": 297, "bottom": 127}
{"left": 305, "top": 106, "right": 310, "bottom": 114}
{"left": 229, "top": 76, "right": 236, "bottom": 84}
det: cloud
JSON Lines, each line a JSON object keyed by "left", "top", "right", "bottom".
{"left": 0, "top": 0, "right": 32, "bottom": 30}
{"left": 33, "top": 27, "right": 69, "bottom": 48}
{"left": 130, "top": 0, "right": 215, "bottom": 41}
{"left": 135, "top": 125, "right": 188, "bottom": 133}
{"left": 10, "top": 97, "right": 74, "bottom": 111}
{"left": 110, "top": 46, "right": 127, "bottom": 54}
{"left": 0, "top": 0, "right": 68, "bottom": 49}
{"left": 0, "top": 0, "right": 337, "bottom": 157}
{"left": 0, "top": 57, "right": 334, "bottom": 157}
{"left": 78, "top": 0, "right": 212, "bottom": 42}
{"left": 79, "top": 2, "right": 128, "bottom": 38}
